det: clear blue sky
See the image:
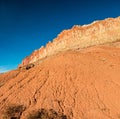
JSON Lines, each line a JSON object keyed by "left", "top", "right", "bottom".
{"left": 0, "top": 0, "right": 120, "bottom": 72}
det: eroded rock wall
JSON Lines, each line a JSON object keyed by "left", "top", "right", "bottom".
{"left": 19, "top": 17, "right": 120, "bottom": 67}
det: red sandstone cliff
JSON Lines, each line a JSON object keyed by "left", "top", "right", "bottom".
{"left": 0, "top": 17, "right": 120, "bottom": 119}
{"left": 19, "top": 16, "right": 120, "bottom": 67}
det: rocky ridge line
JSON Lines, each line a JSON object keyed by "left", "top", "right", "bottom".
{"left": 19, "top": 16, "right": 120, "bottom": 67}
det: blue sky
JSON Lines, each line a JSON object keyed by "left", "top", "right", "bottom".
{"left": 0, "top": 0, "right": 120, "bottom": 73}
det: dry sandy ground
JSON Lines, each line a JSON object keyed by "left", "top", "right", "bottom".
{"left": 0, "top": 45, "right": 120, "bottom": 119}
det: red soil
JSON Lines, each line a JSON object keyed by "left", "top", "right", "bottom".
{"left": 1, "top": 46, "right": 120, "bottom": 119}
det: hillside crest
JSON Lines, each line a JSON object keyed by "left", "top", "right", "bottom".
{"left": 19, "top": 16, "right": 120, "bottom": 67}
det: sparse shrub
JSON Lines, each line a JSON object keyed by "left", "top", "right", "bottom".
{"left": 3, "top": 104, "right": 25, "bottom": 119}
{"left": 26, "top": 63, "right": 34, "bottom": 70}
{"left": 27, "top": 108, "right": 48, "bottom": 119}
{"left": 27, "top": 108, "right": 67, "bottom": 119}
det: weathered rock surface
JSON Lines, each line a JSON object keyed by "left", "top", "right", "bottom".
{"left": 1, "top": 17, "right": 120, "bottom": 119}
{"left": 19, "top": 16, "right": 120, "bottom": 67}
{"left": 1, "top": 46, "right": 120, "bottom": 119}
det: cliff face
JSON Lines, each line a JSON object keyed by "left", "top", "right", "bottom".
{"left": 19, "top": 17, "right": 120, "bottom": 67}
{"left": 1, "top": 17, "right": 120, "bottom": 119}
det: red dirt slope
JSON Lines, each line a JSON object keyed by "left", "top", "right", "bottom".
{"left": 1, "top": 46, "right": 120, "bottom": 119}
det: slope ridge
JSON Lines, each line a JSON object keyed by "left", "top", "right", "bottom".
{"left": 19, "top": 16, "right": 120, "bottom": 67}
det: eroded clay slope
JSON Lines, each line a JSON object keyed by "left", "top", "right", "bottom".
{"left": 19, "top": 16, "right": 120, "bottom": 67}
{"left": 1, "top": 46, "right": 120, "bottom": 119}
